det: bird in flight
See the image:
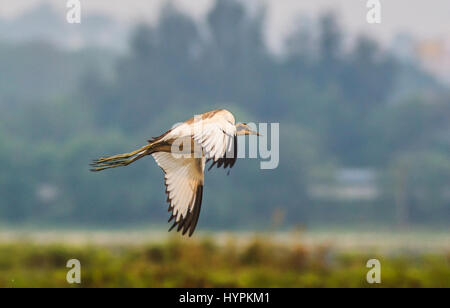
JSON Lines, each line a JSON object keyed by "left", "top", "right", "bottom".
{"left": 91, "top": 109, "right": 260, "bottom": 236}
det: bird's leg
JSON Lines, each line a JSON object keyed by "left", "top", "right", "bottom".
{"left": 94, "top": 148, "right": 145, "bottom": 164}
{"left": 122, "top": 151, "right": 149, "bottom": 166}
{"left": 90, "top": 143, "right": 154, "bottom": 172}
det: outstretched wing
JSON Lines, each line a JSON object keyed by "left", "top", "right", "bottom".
{"left": 207, "top": 135, "right": 237, "bottom": 172}
{"left": 192, "top": 119, "right": 236, "bottom": 163}
{"left": 152, "top": 152, "right": 205, "bottom": 236}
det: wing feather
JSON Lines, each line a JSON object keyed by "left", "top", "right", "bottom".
{"left": 149, "top": 110, "right": 238, "bottom": 235}
{"left": 152, "top": 152, "right": 204, "bottom": 236}
{"left": 207, "top": 135, "right": 238, "bottom": 173}
{"left": 192, "top": 119, "right": 236, "bottom": 163}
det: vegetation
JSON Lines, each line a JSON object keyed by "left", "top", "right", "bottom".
{"left": 0, "top": 237, "right": 448, "bottom": 288}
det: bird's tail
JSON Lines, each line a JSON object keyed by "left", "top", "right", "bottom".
{"left": 90, "top": 143, "right": 154, "bottom": 172}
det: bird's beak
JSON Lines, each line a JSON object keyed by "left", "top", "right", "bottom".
{"left": 250, "top": 130, "right": 262, "bottom": 136}
{"left": 236, "top": 123, "right": 262, "bottom": 136}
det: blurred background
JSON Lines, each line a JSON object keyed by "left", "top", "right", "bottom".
{"left": 0, "top": 0, "right": 448, "bottom": 287}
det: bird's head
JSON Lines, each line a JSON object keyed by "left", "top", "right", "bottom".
{"left": 235, "top": 123, "right": 262, "bottom": 136}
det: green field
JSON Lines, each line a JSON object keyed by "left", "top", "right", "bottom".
{"left": 0, "top": 231, "right": 448, "bottom": 288}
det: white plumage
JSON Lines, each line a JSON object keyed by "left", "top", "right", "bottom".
{"left": 91, "top": 109, "right": 260, "bottom": 236}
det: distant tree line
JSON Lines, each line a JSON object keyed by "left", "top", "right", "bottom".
{"left": 0, "top": 0, "right": 448, "bottom": 229}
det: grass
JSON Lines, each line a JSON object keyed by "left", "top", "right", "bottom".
{"left": 0, "top": 233, "right": 448, "bottom": 287}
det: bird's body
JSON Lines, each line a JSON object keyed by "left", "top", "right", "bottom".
{"left": 91, "top": 109, "right": 259, "bottom": 236}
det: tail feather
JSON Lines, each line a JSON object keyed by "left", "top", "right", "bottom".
{"left": 90, "top": 143, "right": 154, "bottom": 172}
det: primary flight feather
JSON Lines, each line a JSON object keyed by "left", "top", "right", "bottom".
{"left": 90, "top": 109, "right": 260, "bottom": 236}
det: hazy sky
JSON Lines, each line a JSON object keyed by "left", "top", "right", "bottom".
{"left": 1, "top": 0, "right": 449, "bottom": 51}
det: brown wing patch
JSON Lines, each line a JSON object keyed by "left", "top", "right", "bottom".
{"left": 185, "top": 109, "right": 224, "bottom": 124}
{"left": 203, "top": 109, "right": 223, "bottom": 119}
{"left": 147, "top": 128, "right": 173, "bottom": 143}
